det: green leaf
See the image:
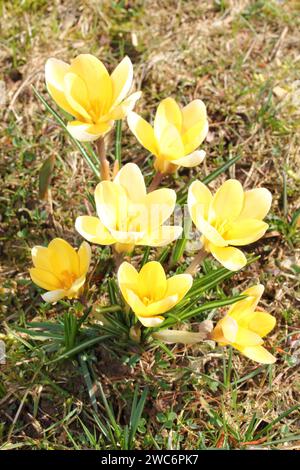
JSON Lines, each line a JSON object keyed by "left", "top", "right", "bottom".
{"left": 39, "top": 155, "right": 55, "bottom": 200}
{"left": 115, "top": 120, "right": 122, "bottom": 164}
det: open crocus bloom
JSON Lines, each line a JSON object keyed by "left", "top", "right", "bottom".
{"left": 188, "top": 179, "right": 272, "bottom": 271}
{"left": 29, "top": 238, "right": 91, "bottom": 302}
{"left": 211, "top": 285, "right": 276, "bottom": 364}
{"left": 118, "top": 261, "right": 193, "bottom": 326}
{"left": 127, "top": 97, "right": 208, "bottom": 173}
{"left": 75, "top": 163, "right": 182, "bottom": 253}
{"left": 45, "top": 54, "right": 141, "bottom": 141}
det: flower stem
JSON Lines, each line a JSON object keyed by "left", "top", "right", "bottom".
{"left": 185, "top": 248, "right": 208, "bottom": 275}
{"left": 148, "top": 171, "right": 164, "bottom": 192}
{"left": 96, "top": 137, "right": 110, "bottom": 181}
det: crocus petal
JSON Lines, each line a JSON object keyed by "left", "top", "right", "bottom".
{"left": 68, "top": 274, "right": 86, "bottom": 295}
{"left": 45, "top": 58, "right": 79, "bottom": 117}
{"left": 107, "top": 91, "right": 141, "bottom": 120}
{"left": 247, "top": 311, "right": 276, "bottom": 337}
{"left": 228, "top": 284, "right": 264, "bottom": 320}
{"left": 165, "top": 274, "right": 193, "bottom": 303}
{"left": 113, "top": 163, "right": 146, "bottom": 203}
{"left": 109, "top": 228, "right": 144, "bottom": 245}
{"left": 141, "top": 295, "right": 179, "bottom": 316}
{"left": 64, "top": 72, "right": 91, "bottom": 121}
{"left": 141, "top": 225, "right": 182, "bottom": 247}
{"left": 193, "top": 214, "right": 227, "bottom": 247}
{"left": 235, "top": 345, "right": 276, "bottom": 364}
{"left": 95, "top": 181, "right": 128, "bottom": 231}
{"left": 154, "top": 97, "right": 182, "bottom": 140}
{"left": 31, "top": 246, "right": 53, "bottom": 272}
{"left": 127, "top": 111, "right": 158, "bottom": 156}
{"left": 48, "top": 238, "right": 79, "bottom": 278}
{"left": 144, "top": 188, "right": 176, "bottom": 229}
{"left": 182, "top": 99, "right": 207, "bottom": 131}
{"left": 67, "top": 120, "right": 113, "bottom": 141}
{"left": 153, "top": 321, "right": 213, "bottom": 344}
{"left": 238, "top": 188, "right": 272, "bottom": 221}
{"left": 110, "top": 56, "right": 133, "bottom": 106}
{"left": 188, "top": 180, "right": 212, "bottom": 220}
{"left": 171, "top": 150, "right": 206, "bottom": 167}
{"left": 158, "top": 124, "right": 185, "bottom": 160}
{"left": 209, "top": 244, "right": 247, "bottom": 271}
{"left": 75, "top": 216, "right": 115, "bottom": 245}
{"left": 224, "top": 219, "right": 269, "bottom": 245}
{"left": 69, "top": 54, "right": 112, "bottom": 116}
{"left": 220, "top": 315, "right": 238, "bottom": 342}
{"left": 78, "top": 241, "right": 91, "bottom": 276}
{"left": 209, "top": 179, "right": 244, "bottom": 224}
{"left": 138, "top": 261, "right": 167, "bottom": 300}
{"left": 117, "top": 262, "right": 139, "bottom": 300}
{"left": 181, "top": 120, "right": 209, "bottom": 155}
{"left": 29, "top": 268, "right": 61, "bottom": 291}
{"left": 137, "top": 315, "right": 164, "bottom": 327}
{"left": 41, "top": 289, "right": 66, "bottom": 303}
{"left": 234, "top": 327, "right": 263, "bottom": 346}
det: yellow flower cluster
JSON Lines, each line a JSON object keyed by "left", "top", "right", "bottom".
{"left": 29, "top": 53, "right": 276, "bottom": 365}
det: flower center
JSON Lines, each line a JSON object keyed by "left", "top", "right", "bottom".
{"left": 60, "top": 271, "right": 77, "bottom": 290}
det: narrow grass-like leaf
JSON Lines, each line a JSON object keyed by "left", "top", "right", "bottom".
{"left": 79, "top": 354, "right": 98, "bottom": 413}
{"left": 115, "top": 120, "right": 122, "bottom": 164}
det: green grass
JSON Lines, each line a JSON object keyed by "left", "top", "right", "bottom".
{"left": 0, "top": 0, "right": 299, "bottom": 450}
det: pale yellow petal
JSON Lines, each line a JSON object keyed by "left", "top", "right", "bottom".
{"left": 182, "top": 99, "right": 207, "bottom": 131}
{"left": 78, "top": 241, "right": 91, "bottom": 276}
{"left": 154, "top": 97, "right": 182, "bottom": 140}
{"left": 210, "top": 244, "right": 247, "bottom": 271}
{"left": 45, "top": 58, "right": 80, "bottom": 117}
{"left": 107, "top": 91, "right": 141, "bottom": 120}
{"left": 117, "top": 261, "right": 139, "bottom": 302}
{"left": 247, "top": 311, "right": 276, "bottom": 337}
{"left": 95, "top": 181, "right": 128, "bottom": 231}
{"left": 31, "top": 246, "right": 53, "bottom": 272}
{"left": 109, "top": 228, "right": 144, "bottom": 245}
{"left": 64, "top": 72, "right": 91, "bottom": 121}
{"left": 75, "top": 216, "right": 115, "bottom": 245}
{"left": 141, "top": 225, "right": 182, "bottom": 247}
{"left": 165, "top": 274, "right": 193, "bottom": 303}
{"left": 110, "top": 56, "right": 133, "bottom": 106}
{"left": 144, "top": 188, "right": 176, "bottom": 229}
{"left": 70, "top": 54, "right": 112, "bottom": 116}
{"left": 157, "top": 124, "right": 185, "bottom": 160}
{"left": 137, "top": 315, "right": 164, "bottom": 327}
{"left": 113, "top": 162, "right": 146, "bottom": 203}
{"left": 67, "top": 120, "right": 113, "bottom": 142}
{"left": 220, "top": 315, "right": 238, "bottom": 342}
{"left": 171, "top": 150, "right": 206, "bottom": 168}
{"left": 209, "top": 179, "right": 244, "bottom": 224}
{"left": 138, "top": 261, "right": 167, "bottom": 300}
{"left": 48, "top": 238, "right": 79, "bottom": 278}
{"left": 193, "top": 215, "right": 227, "bottom": 247}
{"left": 127, "top": 111, "right": 157, "bottom": 155}
{"left": 41, "top": 289, "right": 66, "bottom": 303}
{"left": 234, "top": 326, "right": 263, "bottom": 346}
{"left": 235, "top": 345, "right": 276, "bottom": 364}
{"left": 188, "top": 180, "right": 213, "bottom": 222}
{"left": 182, "top": 120, "right": 209, "bottom": 155}
{"left": 224, "top": 219, "right": 268, "bottom": 245}
{"left": 67, "top": 274, "right": 86, "bottom": 296}
{"left": 238, "top": 188, "right": 272, "bottom": 221}
{"left": 140, "top": 295, "right": 178, "bottom": 316}
{"left": 228, "top": 284, "right": 264, "bottom": 320}
{"left": 29, "top": 268, "right": 61, "bottom": 291}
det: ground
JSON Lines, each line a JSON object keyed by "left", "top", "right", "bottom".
{"left": 0, "top": 0, "right": 299, "bottom": 450}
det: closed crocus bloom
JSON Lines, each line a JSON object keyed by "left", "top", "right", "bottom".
{"left": 127, "top": 97, "right": 208, "bottom": 174}
{"left": 118, "top": 261, "right": 193, "bottom": 327}
{"left": 45, "top": 54, "right": 141, "bottom": 141}
{"left": 188, "top": 179, "right": 272, "bottom": 271}
{"left": 211, "top": 285, "right": 276, "bottom": 364}
{"left": 75, "top": 163, "right": 182, "bottom": 253}
{"left": 29, "top": 238, "right": 91, "bottom": 302}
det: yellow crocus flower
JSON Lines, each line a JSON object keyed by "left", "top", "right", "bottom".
{"left": 45, "top": 54, "right": 141, "bottom": 141}
{"left": 211, "top": 285, "right": 276, "bottom": 364}
{"left": 118, "top": 261, "right": 193, "bottom": 327}
{"left": 75, "top": 163, "right": 182, "bottom": 253}
{"left": 29, "top": 238, "right": 91, "bottom": 302}
{"left": 127, "top": 97, "right": 208, "bottom": 173}
{"left": 188, "top": 179, "right": 272, "bottom": 271}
